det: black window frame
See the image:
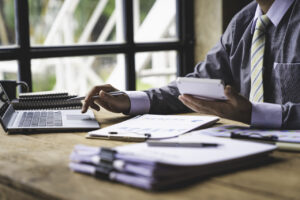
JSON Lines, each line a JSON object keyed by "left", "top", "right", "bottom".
{"left": 0, "top": 0, "right": 194, "bottom": 92}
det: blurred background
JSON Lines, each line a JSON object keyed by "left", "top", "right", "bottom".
{"left": 0, "top": 0, "right": 250, "bottom": 95}
{"left": 0, "top": 0, "right": 177, "bottom": 94}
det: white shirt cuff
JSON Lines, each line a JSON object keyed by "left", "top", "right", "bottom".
{"left": 125, "top": 91, "right": 150, "bottom": 115}
{"left": 251, "top": 102, "right": 282, "bottom": 129}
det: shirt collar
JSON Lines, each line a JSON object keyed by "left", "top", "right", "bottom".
{"left": 251, "top": 0, "right": 295, "bottom": 34}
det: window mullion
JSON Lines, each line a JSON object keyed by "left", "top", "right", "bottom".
{"left": 15, "top": 0, "right": 32, "bottom": 92}
{"left": 176, "top": 0, "right": 195, "bottom": 77}
{"left": 122, "top": 0, "right": 136, "bottom": 90}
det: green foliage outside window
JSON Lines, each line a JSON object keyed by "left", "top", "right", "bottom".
{"left": 0, "top": 0, "right": 164, "bottom": 92}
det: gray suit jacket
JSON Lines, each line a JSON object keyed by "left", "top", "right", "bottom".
{"left": 144, "top": 1, "right": 300, "bottom": 129}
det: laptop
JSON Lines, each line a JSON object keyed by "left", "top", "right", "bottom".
{"left": 0, "top": 84, "right": 100, "bottom": 134}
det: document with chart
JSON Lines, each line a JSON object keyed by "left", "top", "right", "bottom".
{"left": 87, "top": 114, "right": 219, "bottom": 140}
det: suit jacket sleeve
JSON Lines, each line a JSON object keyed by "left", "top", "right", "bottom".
{"left": 282, "top": 103, "right": 300, "bottom": 129}
{"left": 144, "top": 19, "right": 236, "bottom": 114}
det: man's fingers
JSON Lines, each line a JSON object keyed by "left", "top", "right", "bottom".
{"left": 82, "top": 87, "right": 102, "bottom": 113}
{"left": 85, "top": 85, "right": 113, "bottom": 101}
{"left": 82, "top": 84, "right": 116, "bottom": 113}
{"left": 90, "top": 102, "right": 100, "bottom": 111}
{"left": 179, "top": 95, "right": 211, "bottom": 113}
{"left": 224, "top": 85, "right": 241, "bottom": 105}
{"left": 93, "top": 91, "right": 117, "bottom": 111}
{"left": 181, "top": 85, "right": 252, "bottom": 124}
{"left": 179, "top": 95, "right": 198, "bottom": 111}
{"left": 179, "top": 96, "right": 212, "bottom": 115}
{"left": 81, "top": 102, "right": 90, "bottom": 113}
{"left": 181, "top": 95, "right": 219, "bottom": 111}
{"left": 85, "top": 87, "right": 101, "bottom": 101}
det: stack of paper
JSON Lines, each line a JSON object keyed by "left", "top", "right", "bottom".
{"left": 69, "top": 134, "right": 276, "bottom": 190}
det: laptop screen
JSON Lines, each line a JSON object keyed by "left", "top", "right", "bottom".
{"left": 0, "top": 84, "right": 10, "bottom": 118}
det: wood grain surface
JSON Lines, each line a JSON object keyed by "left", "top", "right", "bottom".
{"left": 0, "top": 109, "right": 299, "bottom": 200}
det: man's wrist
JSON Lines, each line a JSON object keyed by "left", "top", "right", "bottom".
{"left": 124, "top": 91, "right": 150, "bottom": 115}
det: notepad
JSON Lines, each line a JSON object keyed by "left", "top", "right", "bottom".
{"left": 87, "top": 114, "right": 219, "bottom": 141}
{"left": 12, "top": 91, "right": 82, "bottom": 110}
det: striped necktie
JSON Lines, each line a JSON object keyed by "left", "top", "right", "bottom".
{"left": 249, "top": 15, "right": 271, "bottom": 102}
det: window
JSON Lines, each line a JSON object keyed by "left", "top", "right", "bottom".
{"left": 136, "top": 50, "right": 177, "bottom": 90}
{"left": 31, "top": 54, "right": 125, "bottom": 92}
{"left": 29, "top": 0, "right": 121, "bottom": 45}
{"left": 0, "top": 0, "right": 15, "bottom": 46}
{"left": 0, "top": 0, "right": 194, "bottom": 94}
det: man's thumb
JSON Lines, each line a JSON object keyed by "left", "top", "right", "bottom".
{"left": 224, "top": 85, "right": 239, "bottom": 103}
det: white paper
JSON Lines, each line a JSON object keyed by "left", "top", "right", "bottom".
{"left": 198, "top": 125, "right": 300, "bottom": 143}
{"left": 115, "top": 134, "right": 276, "bottom": 166}
{"left": 88, "top": 114, "right": 219, "bottom": 139}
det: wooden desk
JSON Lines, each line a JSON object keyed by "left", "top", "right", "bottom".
{"left": 0, "top": 110, "right": 299, "bottom": 200}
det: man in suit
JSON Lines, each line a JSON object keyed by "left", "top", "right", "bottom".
{"left": 82, "top": 0, "right": 300, "bottom": 129}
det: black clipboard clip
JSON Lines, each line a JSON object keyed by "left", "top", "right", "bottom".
{"left": 107, "top": 131, "right": 151, "bottom": 142}
{"left": 230, "top": 132, "right": 278, "bottom": 142}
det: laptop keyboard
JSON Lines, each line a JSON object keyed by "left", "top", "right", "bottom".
{"left": 18, "top": 111, "right": 63, "bottom": 127}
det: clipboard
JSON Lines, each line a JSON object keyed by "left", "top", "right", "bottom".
{"left": 197, "top": 125, "right": 300, "bottom": 152}
{"left": 87, "top": 114, "right": 219, "bottom": 141}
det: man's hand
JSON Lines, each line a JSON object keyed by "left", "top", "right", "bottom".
{"left": 81, "top": 84, "right": 130, "bottom": 114}
{"left": 178, "top": 85, "right": 252, "bottom": 124}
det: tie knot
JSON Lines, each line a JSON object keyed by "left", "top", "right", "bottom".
{"left": 255, "top": 15, "right": 271, "bottom": 32}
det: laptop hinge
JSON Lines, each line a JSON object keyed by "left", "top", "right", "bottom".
{"left": 2, "top": 105, "right": 15, "bottom": 131}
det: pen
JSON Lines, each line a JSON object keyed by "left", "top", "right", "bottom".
{"left": 67, "top": 91, "right": 125, "bottom": 101}
{"left": 230, "top": 132, "right": 278, "bottom": 142}
{"left": 147, "top": 141, "right": 219, "bottom": 148}
{"left": 87, "top": 131, "right": 151, "bottom": 142}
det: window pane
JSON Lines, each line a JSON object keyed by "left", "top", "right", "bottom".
{"left": 134, "top": 0, "right": 177, "bottom": 42}
{"left": 29, "top": 0, "right": 123, "bottom": 46}
{"left": 0, "top": 0, "right": 15, "bottom": 46}
{"left": 0, "top": 61, "right": 18, "bottom": 80}
{"left": 136, "top": 51, "right": 177, "bottom": 90}
{"left": 31, "top": 54, "right": 126, "bottom": 94}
